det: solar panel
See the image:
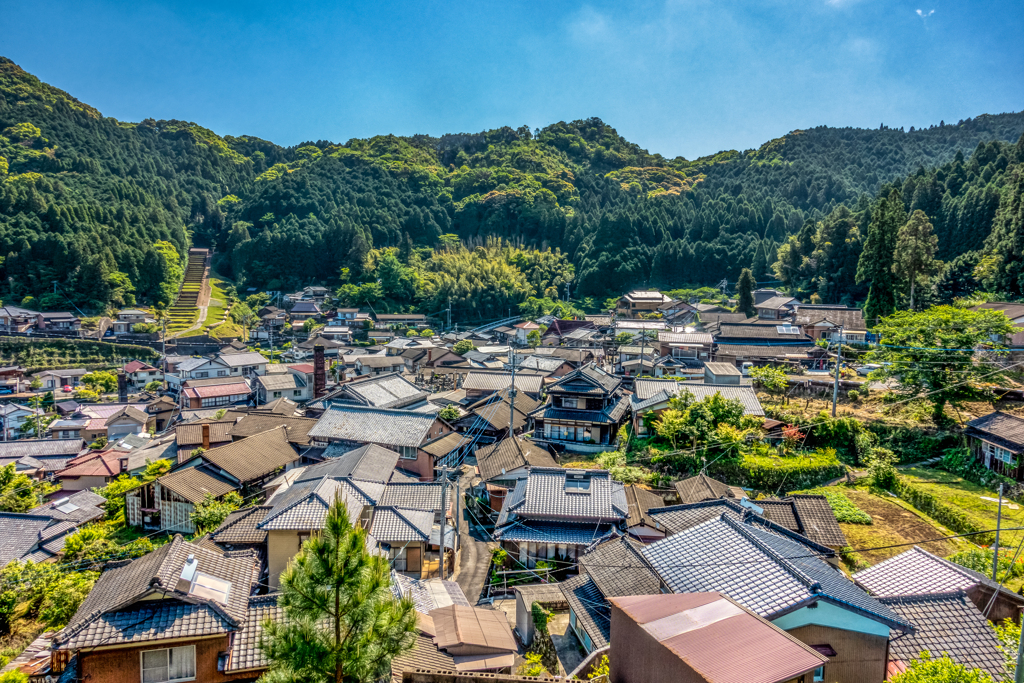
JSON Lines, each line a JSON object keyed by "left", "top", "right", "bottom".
{"left": 189, "top": 571, "right": 231, "bottom": 604}
{"left": 56, "top": 502, "right": 80, "bottom": 514}
{"left": 776, "top": 326, "right": 801, "bottom": 334}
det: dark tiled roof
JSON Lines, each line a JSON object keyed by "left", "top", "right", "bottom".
{"left": 559, "top": 573, "right": 610, "bottom": 649}
{"left": 28, "top": 490, "right": 106, "bottom": 524}
{"left": 580, "top": 536, "right": 662, "bottom": 598}
{"left": 371, "top": 507, "right": 433, "bottom": 543}
{"left": 226, "top": 593, "right": 281, "bottom": 672}
{"left": 674, "top": 474, "right": 746, "bottom": 504}
{"left": 461, "top": 372, "right": 543, "bottom": 394}
{"left": 631, "top": 381, "right": 764, "bottom": 415}
{"left": 793, "top": 306, "right": 865, "bottom": 330}
{"left": 546, "top": 363, "right": 620, "bottom": 395}
{"left": 642, "top": 514, "right": 910, "bottom": 631}
{"left": 499, "top": 467, "right": 627, "bottom": 523}
{"left": 475, "top": 437, "right": 557, "bottom": 482}
{"left": 965, "top": 412, "right": 1024, "bottom": 451}
{"left": 0, "top": 439, "right": 84, "bottom": 459}
{"left": 419, "top": 432, "right": 468, "bottom": 459}
{"left": 624, "top": 485, "right": 665, "bottom": 528}
{"left": 492, "top": 520, "right": 619, "bottom": 545}
{"left": 308, "top": 405, "right": 438, "bottom": 448}
{"left": 298, "top": 443, "right": 400, "bottom": 483}
{"left": 259, "top": 478, "right": 368, "bottom": 531}
{"left": 713, "top": 344, "right": 816, "bottom": 358}
{"left": 0, "top": 513, "right": 57, "bottom": 566}
{"left": 788, "top": 495, "right": 848, "bottom": 547}
{"left": 379, "top": 483, "right": 443, "bottom": 511}
{"left": 648, "top": 499, "right": 749, "bottom": 534}
{"left": 199, "top": 426, "right": 298, "bottom": 483}
{"left": 210, "top": 506, "right": 270, "bottom": 545}
{"left": 390, "top": 628, "right": 457, "bottom": 682}
{"left": 54, "top": 536, "right": 257, "bottom": 649}
{"left": 879, "top": 592, "right": 1007, "bottom": 680}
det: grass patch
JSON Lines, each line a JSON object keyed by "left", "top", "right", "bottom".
{"left": 900, "top": 467, "right": 1024, "bottom": 537}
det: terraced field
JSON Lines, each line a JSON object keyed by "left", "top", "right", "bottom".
{"left": 167, "top": 248, "right": 209, "bottom": 336}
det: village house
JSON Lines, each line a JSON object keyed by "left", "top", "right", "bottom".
{"left": 306, "top": 373, "right": 431, "bottom": 416}
{"left": 473, "top": 435, "right": 558, "bottom": 512}
{"left": 638, "top": 513, "right": 912, "bottom": 683}
{"left": 0, "top": 438, "right": 84, "bottom": 478}
{"left": 713, "top": 322, "right": 817, "bottom": 367}
{"left": 539, "top": 319, "right": 596, "bottom": 346}
{"left": 673, "top": 473, "right": 747, "bottom": 504}
{"left": 307, "top": 404, "right": 453, "bottom": 481}
{"left": 461, "top": 371, "right": 543, "bottom": 402}
{"left": 853, "top": 545, "right": 1024, "bottom": 625}
{"left": 375, "top": 313, "right": 429, "bottom": 329}
{"left": 529, "top": 364, "right": 629, "bottom": 453}
{"left": 0, "top": 511, "right": 92, "bottom": 567}
{"left": 656, "top": 331, "right": 713, "bottom": 362}
{"left": 37, "top": 311, "right": 82, "bottom": 333}
{"left": 111, "top": 308, "right": 155, "bottom": 335}
{"left": 55, "top": 449, "right": 128, "bottom": 494}
{"left": 608, "top": 593, "right": 830, "bottom": 683}
{"left": 287, "top": 300, "right": 322, "bottom": 320}
{"left": 179, "top": 376, "right": 251, "bottom": 410}
{"left": 33, "top": 368, "right": 88, "bottom": 391}
{"left": 628, "top": 374, "right": 766, "bottom": 437}
{"left": 964, "top": 411, "right": 1024, "bottom": 480}
{"left": 254, "top": 370, "right": 309, "bottom": 403}
{"left": 755, "top": 296, "right": 800, "bottom": 320}
{"left": 449, "top": 388, "right": 542, "bottom": 444}
{"left": 122, "top": 360, "right": 162, "bottom": 389}
{"left": 972, "top": 302, "right": 1024, "bottom": 346}
{"left": 794, "top": 305, "right": 868, "bottom": 342}
{"left": 174, "top": 420, "right": 235, "bottom": 462}
{"left": 126, "top": 427, "right": 299, "bottom": 533}
{"left": 623, "top": 484, "right": 667, "bottom": 543}
{"left": 0, "top": 305, "right": 42, "bottom": 333}
{"left": 354, "top": 354, "right": 408, "bottom": 377}
{"left": 493, "top": 467, "right": 627, "bottom": 568}
{"left": 226, "top": 412, "right": 316, "bottom": 448}
{"left": 615, "top": 291, "right": 673, "bottom": 317}
{"left": 0, "top": 403, "right": 43, "bottom": 439}
{"left": 656, "top": 298, "right": 699, "bottom": 325}
{"left": 51, "top": 536, "right": 264, "bottom": 683}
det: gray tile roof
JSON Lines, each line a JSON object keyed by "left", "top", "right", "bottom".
{"left": 334, "top": 374, "right": 429, "bottom": 409}
{"left": 546, "top": 363, "right": 620, "bottom": 395}
{"left": 474, "top": 437, "right": 557, "bottom": 482}
{"left": 879, "top": 592, "right": 1008, "bottom": 680}
{"left": 54, "top": 536, "right": 258, "bottom": 649}
{"left": 793, "top": 306, "right": 866, "bottom": 330}
{"left": 648, "top": 499, "right": 749, "bottom": 533}
{"left": 259, "top": 478, "right": 366, "bottom": 531}
{"left": 493, "top": 520, "right": 620, "bottom": 545}
{"left": 0, "top": 513, "right": 58, "bottom": 566}
{"left": 966, "top": 412, "right": 1024, "bottom": 451}
{"left": 379, "top": 483, "right": 444, "bottom": 511}
{"left": 631, "top": 381, "right": 764, "bottom": 415}
{"left": 559, "top": 573, "right": 610, "bottom": 649}
{"left": 499, "top": 467, "right": 628, "bottom": 523}
{"left": 461, "top": 372, "right": 543, "bottom": 394}
{"left": 218, "top": 352, "right": 270, "bottom": 367}
{"left": 390, "top": 629, "right": 457, "bottom": 682}
{"left": 297, "top": 444, "right": 400, "bottom": 484}
{"left": 210, "top": 506, "right": 270, "bottom": 545}
{"left": 28, "top": 490, "right": 106, "bottom": 524}
{"left": 853, "top": 546, "right": 1024, "bottom": 602}
{"left": 371, "top": 507, "right": 433, "bottom": 543}
{"left": 0, "top": 439, "right": 84, "bottom": 459}
{"left": 713, "top": 344, "right": 816, "bottom": 358}
{"left": 580, "top": 536, "right": 663, "bottom": 598}
{"left": 226, "top": 593, "right": 281, "bottom": 672}
{"left": 642, "top": 514, "right": 911, "bottom": 631}
{"left": 308, "top": 404, "right": 438, "bottom": 448}
{"left": 256, "top": 373, "right": 304, "bottom": 391}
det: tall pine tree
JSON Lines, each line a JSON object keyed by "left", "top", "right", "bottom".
{"left": 259, "top": 497, "right": 417, "bottom": 683}
{"left": 736, "top": 268, "right": 756, "bottom": 317}
{"left": 984, "top": 153, "right": 1024, "bottom": 296}
{"left": 893, "top": 209, "right": 938, "bottom": 310}
{"left": 857, "top": 188, "right": 906, "bottom": 324}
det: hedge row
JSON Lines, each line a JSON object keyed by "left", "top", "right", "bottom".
{"left": 0, "top": 336, "right": 159, "bottom": 372}
{"left": 891, "top": 475, "right": 989, "bottom": 545}
{"left": 709, "top": 456, "right": 848, "bottom": 493}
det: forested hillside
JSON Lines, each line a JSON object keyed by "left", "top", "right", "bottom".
{"left": 1, "top": 55, "right": 1022, "bottom": 316}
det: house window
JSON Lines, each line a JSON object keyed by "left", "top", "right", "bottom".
{"left": 569, "top": 609, "right": 577, "bottom": 630}
{"left": 140, "top": 645, "right": 196, "bottom": 683}
{"left": 984, "top": 441, "right": 1015, "bottom": 465}
{"left": 273, "top": 391, "right": 282, "bottom": 398}
{"left": 217, "top": 370, "right": 227, "bottom": 377}
{"left": 399, "top": 446, "right": 418, "bottom": 460}
{"left": 195, "top": 371, "right": 208, "bottom": 378}
{"left": 298, "top": 532, "right": 310, "bottom": 550}
{"left": 813, "top": 666, "right": 824, "bottom": 682}
{"left": 293, "top": 390, "right": 302, "bottom": 397}
{"left": 562, "top": 397, "right": 577, "bottom": 409}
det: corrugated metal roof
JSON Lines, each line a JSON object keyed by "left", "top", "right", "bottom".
{"left": 430, "top": 605, "right": 517, "bottom": 653}
{"left": 199, "top": 426, "right": 298, "bottom": 483}
{"left": 158, "top": 465, "right": 238, "bottom": 504}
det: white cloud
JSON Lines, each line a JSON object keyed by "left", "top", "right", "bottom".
{"left": 568, "top": 6, "right": 613, "bottom": 44}
{"left": 916, "top": 9, "right": 935, "bottom": 18}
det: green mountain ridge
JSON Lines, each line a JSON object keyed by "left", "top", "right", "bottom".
{"left": 1, "top": 55, "right": 1022, "bottom": 313}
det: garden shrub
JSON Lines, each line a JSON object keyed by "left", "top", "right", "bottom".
{"left": 949, "top": 547, "right": 1024, "bottom": 582}
{"left": 890, "top": 475, "right": 989, "bottom": 544}
{"left": 941, "top": 447, "right": 1016, "bottom": 491}
{"left": 708, "top": 448, "right": 847, "bottom": 492}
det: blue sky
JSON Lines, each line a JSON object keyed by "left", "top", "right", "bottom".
{"left": 2, "top": 0, "right": 1022, "bottom": 159}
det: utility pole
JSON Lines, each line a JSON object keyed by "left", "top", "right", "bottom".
{"left": 439, "top": 463, "right": 448, "bottom": 580}
{"left": 993, "top": 483, "right": 1004, "bottom": 582}
{"left": 508, "top": 341, "right": 518, "bottom": 439}
{"left": 447, "top": 297, "right": 451, "bottom": 332}
{"left": 831, "top": 325, "right": 844, "bottom": 418}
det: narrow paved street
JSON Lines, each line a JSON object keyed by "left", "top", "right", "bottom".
{"left": 452, "top": 463, "right": 496, "bottom": 605}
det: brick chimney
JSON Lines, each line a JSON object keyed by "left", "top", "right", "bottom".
{"left": 313, "top": 345, "right": 326, "bottom": 399}
{"left": 117, "top": 370, "right": 128, "bottom": 403}
{"left": 201, "top": 423, "right": 210, "bottom": 450}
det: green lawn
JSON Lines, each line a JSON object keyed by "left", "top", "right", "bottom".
{"left": 901, "top": 467, "right": 1024, "bottom": 536}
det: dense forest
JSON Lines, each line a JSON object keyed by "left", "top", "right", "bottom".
{"left": 1, "top": 55, "right": 1023, "bottom": 318}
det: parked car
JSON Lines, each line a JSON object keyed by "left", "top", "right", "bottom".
{"left": 0, "top": 388, "right": 11, "bottom": 395}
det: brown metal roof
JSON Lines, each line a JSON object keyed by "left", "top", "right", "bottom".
{"left": 199, "top": 426, "right": 299, "bottom": 483}
{"left": 429, "top": 605, "right": 517, "bottom": 654}
{"left": 226, "top": 413, "right": 317, "bottom": 445}
{"left": 175, "top": 420, "right": 235, "bottom": 446}
{"left": 608, "top": 593, "right": 827, "bottom": 683}
{"left": 158, "top": 465, "right": 238, "bottom": 504}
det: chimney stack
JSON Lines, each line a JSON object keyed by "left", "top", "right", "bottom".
{"left": 117, "top": 370, "right": 128, "bottom": 403}
{"left": 201, "top": 423, "right": 210, "bottom": 450}
{"left": 313, "top": 345, "right": 326, "bottom": 399}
